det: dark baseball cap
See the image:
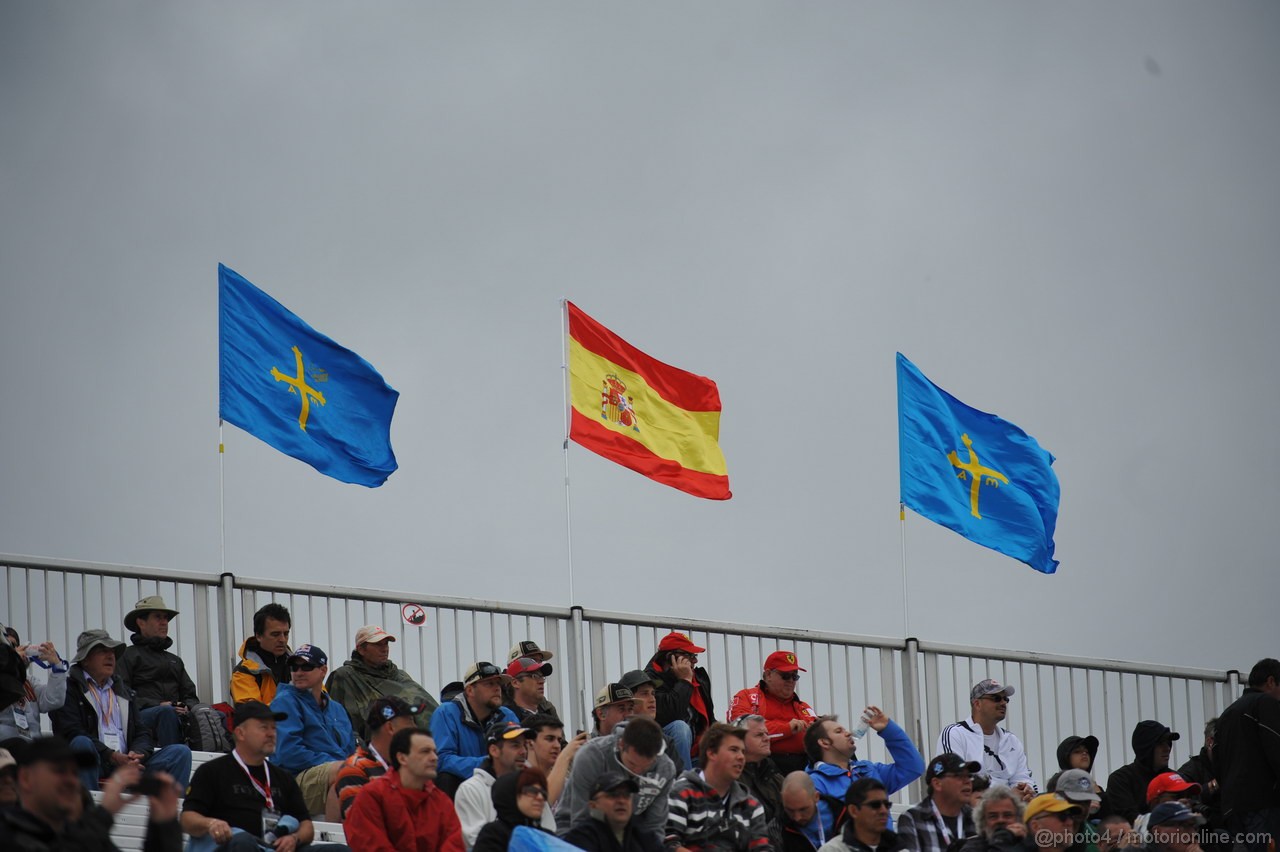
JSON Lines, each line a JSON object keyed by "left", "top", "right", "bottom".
{"left": 619, "top": 669, "right": 661, "bottom": 692}
{"left": 1148, "top": 801, "right": 1206, "bottom": 828}
{"left": 926, "top": 753, "right": 982, "bottom": 784}
{"left": 289, "top": 644, "right": 328, "bottom": 667}
{"left": 11, "top": 736, "right": 99, "bottom": 769}
{"left": 366, "top": 696, "right": 423, "bottom": 731}
{"left": 591, "top": 771, "right": 640, "bottom": 796}
{"left": 233, "top": 701, "right": 288, "bottom": 727}
{"left": 487, "top": 721, "right": 533, "bottom": 744}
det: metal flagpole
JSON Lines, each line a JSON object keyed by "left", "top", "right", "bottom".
{"left": 900, "top": 501, "right": 910, "bottom": 639}
{"left": 219, "top": 422, "right": 226, "bottom": 575}
{"left": 560, "top": 299, "right": 576, "bottom": 606}
{"left": 560, "top": 298, "right": 587, "bottom": 733}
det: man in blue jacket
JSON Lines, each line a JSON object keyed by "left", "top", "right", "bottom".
{"left": 430, "top": 661, "right": 519, "bottom": 797}
{"left": 805, "top": 707, "right": 924, "bottom": 835}
{"left": 269, "top": 644, "right": 356, "bottom": 818}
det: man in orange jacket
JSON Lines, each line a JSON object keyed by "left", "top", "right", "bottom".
{"left": 729, "top": 651, "right": 818, "bottom": 774}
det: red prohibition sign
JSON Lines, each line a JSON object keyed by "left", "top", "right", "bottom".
{"left": 401, "top": 603, "right": 426, "bottom": 626}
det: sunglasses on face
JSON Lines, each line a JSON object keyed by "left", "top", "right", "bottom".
{"left": 984, "top": 694, "right": 1010, "bottom": 703}
{"left": 778, "top": 672, "right": 801, "bottom": 682}
{"left": 290, "top": 663, "right": 317, "bottom": 672}
{"left": 518, "top": 673, "right": 546, "bottom": 683}
{"left": 521, "top": 786, "right": 548, "bottom": 799}
{"left": 860, "top": 799, "right": 891, "bottom": 810}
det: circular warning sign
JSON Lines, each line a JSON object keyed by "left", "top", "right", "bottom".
{"left": 401, "top": 604, "right": 426, "bottom": 627}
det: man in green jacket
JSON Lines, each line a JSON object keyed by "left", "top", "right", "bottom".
{"left": 324, "top": 625, "right": 437, "bottom": 741}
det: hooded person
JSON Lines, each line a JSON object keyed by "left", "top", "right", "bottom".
{"left": 472, "top": 766, "right": 554, "bottom": 852}
{"left": 1105, "top": 721, "right": 1180, "bottom": 822}
{"left": 324, "top": 625, "right": 438, "bottom": 741}
{"left": 1046, "top": 736, "right": 1108, "bottom": 818}
{"left": 116, "top": 596, "right": 200, "bottom": 749}
{"left": 1055, "top": 736, "right": 1099, "bottom": 775}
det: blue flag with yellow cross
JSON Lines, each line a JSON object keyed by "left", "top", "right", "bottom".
{"left": 897, "top": 352, "right": 1060, "bottom": 574}
{"left": 218, "top": 263, "right": 399, "bottom": 487}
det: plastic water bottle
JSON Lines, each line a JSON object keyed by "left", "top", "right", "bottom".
{"left": 852, "top": 708, "right": 873, "bottom": 738}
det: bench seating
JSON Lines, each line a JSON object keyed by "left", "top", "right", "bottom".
{"left": 91, "top": 789, "right": 348, "bottom": 851}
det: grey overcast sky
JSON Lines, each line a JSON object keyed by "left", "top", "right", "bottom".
{"left": 2, "top": 3, "right": 1276, "bottom": 674}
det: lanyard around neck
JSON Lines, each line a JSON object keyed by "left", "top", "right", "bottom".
{"left": 86, "top": 679, "right": 118, "bottom": 730}
{"left": 233, "top": 750, "right": 274, "bottom": 811}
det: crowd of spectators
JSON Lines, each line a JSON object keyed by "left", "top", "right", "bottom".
{"left": 0, "top": 600, "right": 1276, "bottom": 852}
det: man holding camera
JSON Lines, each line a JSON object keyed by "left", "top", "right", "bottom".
{"left": 0, "top": 735, "right": 183, "bottom": 852}
{"left": 1, "top": 623, "right": 68, "bottom": 743}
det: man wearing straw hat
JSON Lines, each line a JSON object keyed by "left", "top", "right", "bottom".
{"left": 118, "top": 595, "right": 199, "bottom": 749}
{"left": 51, "top": 629, "right": 192, "bottom": 791}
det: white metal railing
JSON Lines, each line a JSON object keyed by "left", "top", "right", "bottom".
{"left": 2, "top": 553, "right": 1240, "bottom": 802}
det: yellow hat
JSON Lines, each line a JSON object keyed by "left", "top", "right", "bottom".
{"left": 1024, "top": 793, "right": 1082, "bottom": 823}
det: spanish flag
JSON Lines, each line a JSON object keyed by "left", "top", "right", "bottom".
{"left": 567, "top": 302, "right": 730, "bottom": 500}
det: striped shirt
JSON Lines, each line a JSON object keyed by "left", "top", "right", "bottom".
{"left": 335, "top": 743, "right": 389, "bottom": 820}
{"left": 667, "top": 769, "right": 772, "bottom": 852}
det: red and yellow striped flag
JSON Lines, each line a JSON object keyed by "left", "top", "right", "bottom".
{"left": 567, "top": 302, "right": 731, "bottom": 500}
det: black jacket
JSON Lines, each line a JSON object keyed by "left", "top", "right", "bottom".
{"left": 0, "top": 797, "right": 180, "bottom": 852}
{"left": 1215, "top": 687, "right": 1280, "bottom": 815}
{"left": 473, "top": 772, "right": 552, "bottom": 852}
{"left": 644, "top": 655, "right": 716, "bottom": 746}
{"left": 772, "top": 816, "right": 825, "bottom": 852}
{"left": 1177, "top": 746, "right": 1220, "bottom": 807}
{"left": 51, "top": 665, "right": 153, "bottom": 770}
{"left": 958, "top": 830, "right": 1024, "bottom": 852}
{"left": 1106, "top": 721, "right": 1175, "bottom": 822}
{"left": 118, "top": 635, "right": 199, "bottom": 710}
{"left": 741, "top": 758, "right": 784, "bottom": 824}
{"left": 1048, "top": 736, "right": 1110, "bottom": 819}
{"left": 563, "top": 813, "right": 666, "bottom": 852}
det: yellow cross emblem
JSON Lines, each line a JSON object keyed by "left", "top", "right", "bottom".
{"left": 947, "top": 433, "right": 1008, "bottom": 519}
{"left": 270, "top": 346, "right": 326, "bottom": 431}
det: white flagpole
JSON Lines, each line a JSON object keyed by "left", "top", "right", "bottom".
{"left": 560, "top": 299, "right": 576, "bottom": 606}
{"left": 219, "top": 422, "right": 226, "bottom": 575}
{"left": 900, "top": 501, "right": 910, "bottom": 639}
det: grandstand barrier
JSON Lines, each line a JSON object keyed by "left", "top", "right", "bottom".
{"left": 4, "top": 552, "right": 1240, "bottom": 804}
